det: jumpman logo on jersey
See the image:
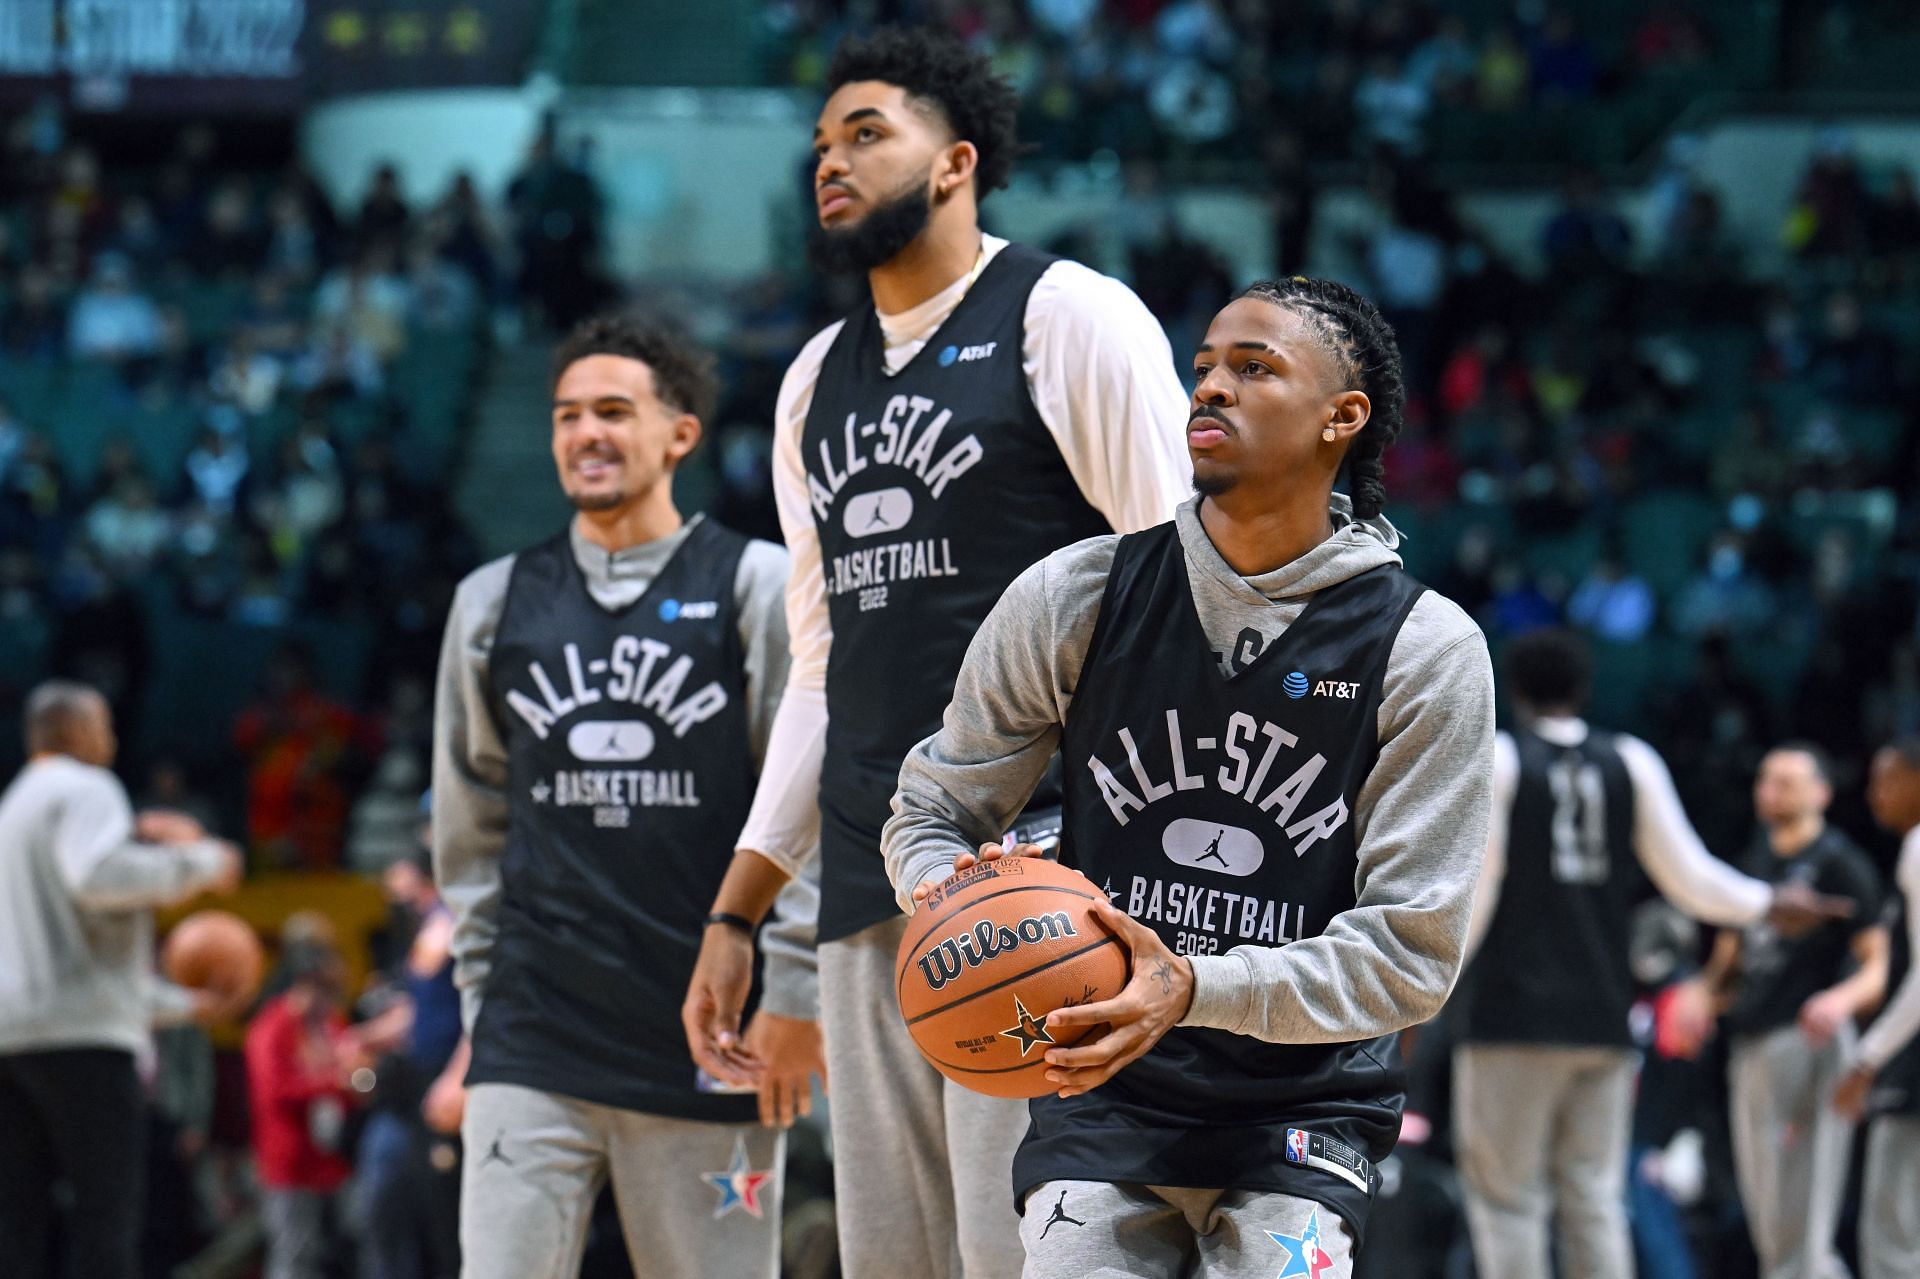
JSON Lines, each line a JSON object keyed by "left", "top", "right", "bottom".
{"left": 481, "top": 1131, "right": 514, "bottom": 1168}
{"left": 1197, "top": 828, "right": 1229, "bottom": 866}
{"left": 1039, "top": 1189, "right": 1085, "bottom": 1238}
{"left": 1267, "top": 1208, "right": 1334, "bottom": 1278}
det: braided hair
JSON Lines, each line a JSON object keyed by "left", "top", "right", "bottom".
{"left": 1238, "top": 277, "right": 1405, "bottom": 521}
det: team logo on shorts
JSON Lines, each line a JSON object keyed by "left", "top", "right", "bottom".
{"left": 1266, "top": 1208, "right": 1334, "bottom": 1278}
{"left": 701, "top": 1135, "right": 773, "bottom": 1219}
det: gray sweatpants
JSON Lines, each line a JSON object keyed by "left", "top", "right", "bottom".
{"left": 1018, "top": 1181, "right": 1355, "bottom": 1278}
{"left": 1454, "top": 1043, "right": 1637, "bottom": 1279}
{"left": 458, "top": 1082, "right": 782, "bottom": 1279}
{"left": 262, "top": 1188, "right": 332, "bottom": 1279}
{"left": 1729, "top": 1023, "right": 1856, "bottom": 1279}
{"left": 819, "top": 914, "right": 1030, "bottom": 1279}
{"left": 1861, "top": 1114, "right": 1920, "bottom": 1279}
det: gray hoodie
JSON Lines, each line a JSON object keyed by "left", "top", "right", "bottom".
{"left": 883, "top": 495, "right": 1494, "bottom": 1044}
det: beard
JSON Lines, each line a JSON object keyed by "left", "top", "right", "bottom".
{"left": 567, "top": 487, "right": 626, "bottom": 512}
{"left": 807, "top": 176, "right": 933, "bottom": 275}
{"left": 1191, "top": 468, "right": 1234, "bottom": 498}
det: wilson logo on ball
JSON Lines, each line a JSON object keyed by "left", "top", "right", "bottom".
{"left": 916, "top": 913, "right": 1079, "bottom": 992}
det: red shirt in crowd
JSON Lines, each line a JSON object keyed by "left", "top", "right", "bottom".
{"left": 244, "top": 991, "right": 355, "bottom": 1192}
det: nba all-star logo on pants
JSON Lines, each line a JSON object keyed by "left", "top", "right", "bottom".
{"left": 701, "top": 1136, "right": 772, "bottom": 1218}
{"left": 1267, "top": 1208, "right": 1334, "bottom": 1278}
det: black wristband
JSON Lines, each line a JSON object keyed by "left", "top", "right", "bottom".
{"left": 704, "top": 911, "right": 756, "bottom": 936}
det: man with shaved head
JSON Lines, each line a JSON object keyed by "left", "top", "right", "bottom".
{"left": 0, "top": 679, "right": 241, "bottom": 1278}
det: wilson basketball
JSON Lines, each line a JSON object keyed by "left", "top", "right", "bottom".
{"left": 895, "top": 857, "right": 1130, "bottom": 1098}
{"left": 162, "top": 910, "right": 265, "bottom": 1016}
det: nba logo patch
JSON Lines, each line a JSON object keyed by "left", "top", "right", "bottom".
{"left": 1286, "top": 1129, "right": 1310, "bottom": 1165}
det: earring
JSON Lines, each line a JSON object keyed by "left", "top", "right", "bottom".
{"left": 1322, "top": 426, "right": 1337, "bottom": 442}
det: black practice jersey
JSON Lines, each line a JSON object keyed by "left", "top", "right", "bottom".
{"left": 470, "top": 520, "right": 759, "bottom": 1120}
{"left": 1722, "top": 826, "right": 1881, "bottom": 1039}
{"left": 801, "top": 244, "right": 1109, "bottom": 941}
{"left": 1461, "top": 728, "right": 1641, "bottom": 1048}
{"left": 1030, "top": 523, "right": 1424, "bottom": 1244}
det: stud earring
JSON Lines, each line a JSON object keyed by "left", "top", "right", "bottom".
{"left": 1322, "top": 426, "right": 1337, "bottom": 442}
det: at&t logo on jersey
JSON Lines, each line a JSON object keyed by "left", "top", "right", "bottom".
{"left": 937, "top": 341, "right": 998, "bottom": 367}
{"left": 1284, "top": 671, "right": 1360, "bottom": 700}
{"left": 657, "top": 598, "right": 718, "bottom": 622}
{"left": 1283, "top": 671, "right": 1309, "bottom": 699}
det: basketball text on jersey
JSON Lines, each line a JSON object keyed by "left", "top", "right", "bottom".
{"left": 806, "top": 393, "right": 984, "bottom": 614}
{"left": 1083, "top": 707, "right": 1350, "bottom": 851}
{"left": 502, "top": 637, "right": 729, "bottom": 742}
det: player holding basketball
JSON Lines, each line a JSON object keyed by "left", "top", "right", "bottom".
{"left": 0, "top": 680, "right": 242, "bottom": 1279}
{"left": 1458, "top": 637, "right": 1856, "bottom": 1279}
{"left": 887, "top": 278, "right": 1494, "bottom": 1274}
{"left": 680, "top": 26, "right": 1188, "bottom": 1279}
{"left": 1836, "top": 739, "right": 1920, "bottom": 1279}
{"left": 432, "top": 316, "right": 811, "bottom": 1279}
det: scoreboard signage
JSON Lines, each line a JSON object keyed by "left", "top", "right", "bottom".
{"left": 0, "top": 0, "right": 536, "bottom": 113}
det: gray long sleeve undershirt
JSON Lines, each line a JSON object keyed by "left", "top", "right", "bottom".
{"left": 883, "top": 496, "right": 1496, "bottom": 1045}
{"left": 432, "top": 515, "right": 820, "bottom": 1031}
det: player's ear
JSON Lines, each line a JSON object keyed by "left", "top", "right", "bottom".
{"left": 1327, "top": 390, "right": 1370, "bottom": 443}
{"left": 935, "top": 140, "right": 977, "bottom": 201}
{"left": 666, "top": 413, "right": 703, "bottom": 468}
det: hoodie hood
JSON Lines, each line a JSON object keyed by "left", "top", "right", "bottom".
{"left": 1175, "top": 492, "right": 1404, "bottom": 607}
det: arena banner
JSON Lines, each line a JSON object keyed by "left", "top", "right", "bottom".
{"left": 0, "top": 0, "right": 537, "bottom": 113}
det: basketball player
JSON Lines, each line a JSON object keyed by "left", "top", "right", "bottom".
{"left": 0, "top": 679, "right": 242, "bottom": 1279}
{"left": 680, "top": 27, "right": 1188, "bottom": 1279}
{"left": 888, "top": 278, "right": 1494, "bottom": 1275}
{"left": 1835, "top": 738, "right": 1920, "bottom": 1279}
{"left": 1457, "top": 637, "right": 1856, "bottom": 1279}
{"left": 432, "top": 315, "right": 813, "bottom": 1279}
{"left": 1675, "top": 743, "right": 1884, "bottom": 1279}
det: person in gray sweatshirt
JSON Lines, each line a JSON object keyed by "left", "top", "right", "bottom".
{"left": 885, "top": 277, "right": 1495, "bottom": 1277}
{"left": 431, "top": 314, "right": 818, "bottom": 1279}
{"left": 0, "top": 678, "right": 241, "bottom": 1279}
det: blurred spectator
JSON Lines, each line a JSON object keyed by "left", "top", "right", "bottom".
{"left": 1673, "top": 534, "right": 1776, "bottom": 639}
{"left": 85, "top": 476, "right": 172, "bottom": 575}
{"left": 182, "top": 426, "right": 251, "bottom": 515}
{"left": 68, "top": 253, "right": 164, "bottom": 364}
{"left": 210, "top": 330, "right": 286, "bottom": 418}
{"left": 347, "top": 846, "right": 462, "bottom": 1279}
{"left": 1353, "top": 52, "right": 1431, "bottom": 153}
{"left": 1476, "top": 27, "right": 1530, "bottom": 111}
{"left": 313, "top": 245, "right": 410, "bottom": 366}
{"left": 347, "top": 748, "right": 427, "bottom": 873}
{"left": 1632, "top": 3, "right": 1712, "bottom": 71}
{"left": 1808, "top": 291, "right": 1899, "bottom": 405}
{"left": 1542, "top": 172, "right": 1633, "bottom": 280}
{"left": 245, "top": 938, "right": 357, "bottom": 1279}
{"left": 1528, "top": 8, "right": 1599, "bottom": 104}
{"left": 1569, "top": 554, "right": 1658, "bottom": 643}
{"left": 359, "top": 163, "right": 412, "bottom": 250}
{"left": 1786, "top": 135, "right": 1872, "bottom": 261}
{"left": 231, "top": 646, "right": 369, "bottom": 869}
{"left": 505, "top": 130, "right": 607, "bottom": 328}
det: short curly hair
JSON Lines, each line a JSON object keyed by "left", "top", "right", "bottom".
{"left": 552, "top": 312, "right": 719, "bottom": 424}
{"left": 827, "top": 26, "right": 1020, "bottom": 197}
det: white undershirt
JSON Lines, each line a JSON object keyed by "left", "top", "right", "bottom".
{"left": 1466, "top": 716, "right": 1773, "bottom": 958}
{"left": 1859, "top": 826, "right": 1920, "bottom": 1071}
{"left": 737, "top": 235, "right": 1192, "bottom": 871}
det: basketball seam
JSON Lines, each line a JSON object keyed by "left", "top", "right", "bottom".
{"left": 901, "top": 933, "right": 1123, "bottom": 1026}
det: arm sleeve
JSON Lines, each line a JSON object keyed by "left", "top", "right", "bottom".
{"left": 1464, "top": 731, "right": 1519, "bottom": 960}
{"left": 732, "top": 539, "right": 793, "bottom": 773}
{"left": 1617, "top": 735, "right": 1772, "bottom": 927}
{"left": 54, "top": 774, "right": 228, "bottom": 910}
{"left": 733, "top": 326, "right": 839, "bottom": 876}
{"left": 431, "top": 560, "right": 515, "bottom": 1034}
{"left": 1859, "top": 836, "right": 1920, "bottom": 1070}
{"left": 1023, "top": 262, "right": 1192, "bottom": 534}
{"left": 882, "top": 540, "right": 1116, "bottom": 911}
{"left": 756, "top": 861, "right": 821, "bottom": 1020}
{"left": 1181, "top": 598, "right": 1496, "bottom": 1042}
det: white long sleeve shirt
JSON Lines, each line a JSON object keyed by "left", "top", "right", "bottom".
{"left": 0, "top": 756, "right": 229, "bottom": 1056}
{"left": 735, "top": 234, "right": 1192, "bottom": 873}
{"left": 1467, "top": 717, "right": 1772, "bottom": 957}
{"left": 1859, "top": 825, "right": 1920, "bottom": 1072}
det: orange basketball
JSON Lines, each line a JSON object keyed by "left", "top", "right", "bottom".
{"left": 162, "top": 910, "right": 265, "bottom": 1016}
{"left": 895, "top": 857, "right": 1130, "bottom": 1098}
